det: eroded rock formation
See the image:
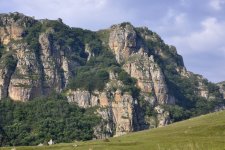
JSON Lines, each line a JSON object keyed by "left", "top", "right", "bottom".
{"left": 0, "top": 13, "right": 224, "bottom": 138}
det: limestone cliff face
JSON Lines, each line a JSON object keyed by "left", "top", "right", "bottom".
{"left": 65, "top": 23, "right": 178, "bottom": 136}
{"left": 66, "top": 71, "right": 137, "bottom": 137}
{"left": 0, "top": 13, "right": 79, "bottom": 101}
{"left": 108, "top": 23, "right": 175, "bottom": 105}
{"left": 108, "top": 23, "right": 175, "bottom": 127}
{"left": 109, "top": 23, "right": 137, "bottom": 63}
{"left": 7, "top": 43, "right": 40, "bottom": 101}
{"left": 67, "top": 89, "right": 134, "bottom": 137}
{"left": 0, "top": 12, "right": 35, "bottom": 45}
{"left": 0, "top": 13, "right": 39, "bottom": 101}
{"left": 39, "top": 31, "right": 76, "bottom": 92}
{"left": 0, "top": 13, "right": 224, "bottom": 139}
{"left": 0, "top": 56, "right": 16, "bottom": 100}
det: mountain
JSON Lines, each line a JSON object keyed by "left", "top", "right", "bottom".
{"left": 2, "top": 110, "right": 225, "bottom": 150}
{"left": 0, "top": 12, "right": 224, "bottom": 146}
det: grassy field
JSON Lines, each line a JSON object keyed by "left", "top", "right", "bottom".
{"left": 1, "top": 110, "right": 225, "bottom": 150}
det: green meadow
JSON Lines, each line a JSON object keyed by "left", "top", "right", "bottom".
{"left": 2, "top": 110, "right": 225, "bottom": 150}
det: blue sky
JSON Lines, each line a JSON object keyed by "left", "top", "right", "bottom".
{"left": 0, "top": 0, "right": 225, "bottom": 83}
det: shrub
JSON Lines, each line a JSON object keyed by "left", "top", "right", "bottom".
{"left": 1, "top": 54, "right": 17, "bottom": 70}
{"left": 0, "top": 95, "right": 100, "bottom": 146}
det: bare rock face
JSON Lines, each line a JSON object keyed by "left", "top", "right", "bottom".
{"left": 0, "top": 13, "right": 40, "bottom": 101}
{"left": 109, "top": 23, "right": 175, "bottom": 105}
{"left": 112, "top": 91, "right": 134, "bottom": 136}
{"left": 67, "top": 70, "right": 133, "bottom": 137}
{"left": 108, "top": 23, "right": 175, "bottom": 127}
{"left": 0, "top": 21, "right": 24, "bottom": 45}
{"left": 0, "top": 12, "right": 35, "bottom": 45}
{"left": 197, "top": 76, "right": 209, "bottom": 99}
{"left": 67, "top": 90, "right": 99, "bottom": 107}
{"left": 85, "top": 44, "right": 95, "bottom": 61}
{"left": 0, "top": 58, "right": 16, "bottom": 100}
{"left": 7, "top": 43, "right": 41, "bottom": 101}
{"left": 66, "top": 71, "right": 136, "bottom": 137}
{"left": 109, "top": 23, "right": 137, "bottom": 63}
{"left": 124, "top": 54, "right": 175, "bottom": 105}
{"left": 67, "top": 89, "right": 134, "bottom": 137}
{"left": 154, "top": 105, "right": 170, "bottom": 127}
{"left": 39, "top": 31, "right": 73, "bottom": 92}
{"left": 0, "top": 14, "right": 79, "bottom": 101}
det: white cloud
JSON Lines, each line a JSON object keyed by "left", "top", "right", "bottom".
{"left": 174, "top": 13, "right": 187, "bottom": 25}
{"left": 18, "top": 0, "right": 108, "bottom": 17}
{"left": 168, "top": 17, "right": 225, "bottom": 55}
{"left": 165, "top": 17, "right": 225, "bottom": 82}
{"left": 157, "top": 9, "right": 189, "bottom": 36}
{"left": 0, "top": 0, "right": 129, "bottom": 30}
{"left": 209, "top": 0, "right": 225, "bottom": 11}
{"left": 179, "top": 0, "right": 190, "bottom": 6}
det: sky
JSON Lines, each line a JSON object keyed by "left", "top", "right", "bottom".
{"left": 0, "top": 0, "right": 225, "bottom": 83}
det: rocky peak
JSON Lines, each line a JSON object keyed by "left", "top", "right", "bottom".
{"left": 108, "top": 22, "right": 175, "bottom": 105}
{"left": 0, "top": 14, "right": 80, "bottom": 101}
{"left": 0, "top": 12, "right": 35, "bottom": 26}
{"left": 136, "top": 26, "right": 161, "bottom": 43}
{"left": 0, "top": 13, "right": 224, "bottom": 140}
{"left": 0, "top": 12, "right": 36, "bottom": 45}
{"left": 109, "top": 22, "right": 139, "bottom": 63}
{"left": 108, "top": 22, "right": 176, "bottom": 131}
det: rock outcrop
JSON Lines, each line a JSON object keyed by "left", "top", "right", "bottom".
{"left": 0, "top": 56, "right": 16, "bottom": 100}
{"left": 0, "top": 14, "right": 79, "bottom": 101}
{"left": 0, "top": 12, "right": 35, "bottom": 45}
{"left": 108, "top": 23, "right": 176, "bottom": 127}
{"left": 67, "top": 89, "right": 135, "bottom": 137}
{"left": 66, "top": 70, "right": 143, "bottom": 137}
{"left": 0, "top": 13, "right": 224, "bottom": 139}
{"left": 8, "top": 43, "right": 40, "bottom": 101}
{"left": 109, "top": 23, "right": 175, "bottom": 104}
{"left": 109, "top": 23, "right": 137, "bottom": 63}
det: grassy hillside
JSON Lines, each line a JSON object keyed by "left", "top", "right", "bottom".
{"left": 2, "top": 110, "right": 225, "bottom": 150}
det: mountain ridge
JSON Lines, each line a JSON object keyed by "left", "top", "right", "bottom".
{"left": 0, "top": 12, "right": 224, "bottom": 146}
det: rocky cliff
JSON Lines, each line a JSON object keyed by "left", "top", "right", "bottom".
{"left": 0, "top": 13, "right": 79, "bottom": 101}
{"left": 0, "top": 13, "right": 224, "bottom": 138}
{"left": 217, "top": 81, "right": 225, "bottom": 99}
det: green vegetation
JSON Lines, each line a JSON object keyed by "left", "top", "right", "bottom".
{"left": 67, "top": 29, "right": 139, "bottom": 94}
{"left": 0, "top": 52, "right": 17, "bottom": 70}
{"left": 68, "top": 49, "right": 139, "bottom": 95}
{"left": 136, "top": 28, "right": 225, "bottom": 122}
{"left": 0, "top": 44, "right": 4, "bottom": 58}
{"left": 24, "top": 20, "right": 88, "bottom": 64}
{"left": 69, "top": 68, "right": 110, "bottom": 92}
{"left": 0, "top": 41, "right": 17, "bottom": 71}
{"left": 116, "top": 68, "right": 140, "bottom": 98}
{"left": 0, "top": 94, "right": 100, "bottom": 146}
{"left": 164, "top": 73, "right": 225, "bottom": 121}
{"left": 9, "top": 13, "right": 21, "bottom": 22}
{"left": 97, "top": 29, "right": 110, "bottom": 46}
{"left": 68, "top": 39, "right": 117, "bottom": 92}
{"left": 1, "top": 15, "right": 224, "bottom": 149}
{"left": 24, "top": 22, "right": 42, "bottom": 51}
{"left": 24, "top": 20, "right": 138, "bottom": 93}
{"left": 2, "top": 109, "right": 225, "bottom": 150}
